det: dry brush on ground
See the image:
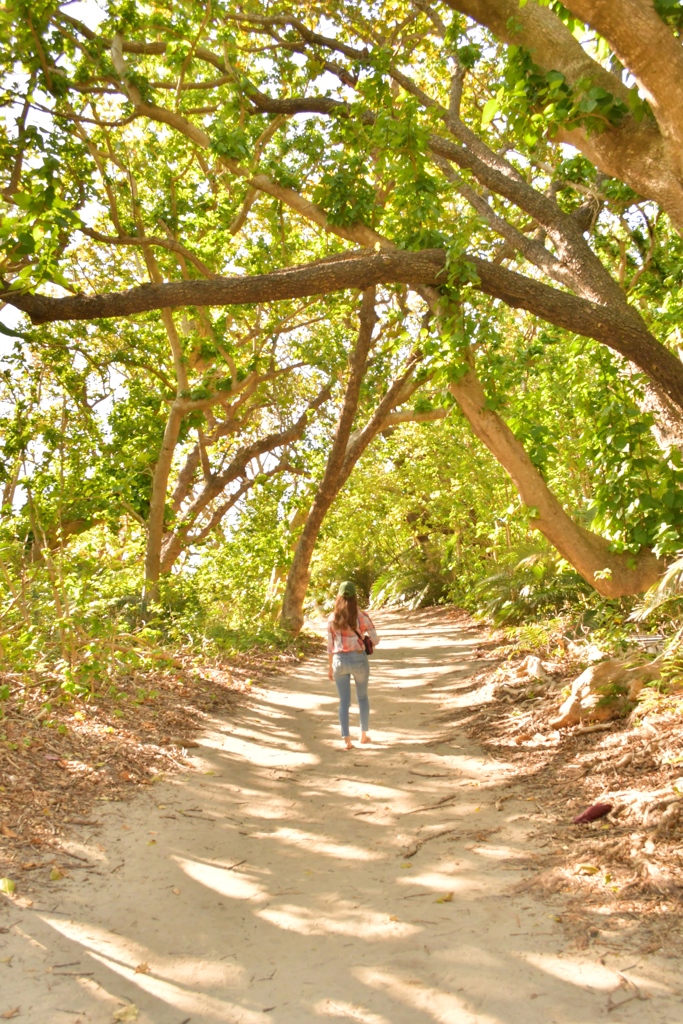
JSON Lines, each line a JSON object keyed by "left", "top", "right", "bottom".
{"left": 0, "top": 637, "right": 323, "bottom": 890}
{"left": 436, "top": 624, "right": 683, "bottom": 952}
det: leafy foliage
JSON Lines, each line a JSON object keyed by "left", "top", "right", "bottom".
{"left": 1, "top": 0, "right": 683, "bottom": 680}
{"left": 473, "top": 548, "right": 590, "bottom": 625}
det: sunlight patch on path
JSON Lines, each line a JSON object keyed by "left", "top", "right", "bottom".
{"left": 314, "top": 998, "right": 392, "bottom": 1022}
{"left": 354, "top": 965, "right": 498, "bottom": 1024}
{"left": 263, "top": 689, "right": 337, "bottom": 711}
{"left": 40, "top": 914, "right": 245, "bottom": 987}
{"left": 396, "top": 866, "right": 470, "bottom": 892}
{"left": 330, "top": 778, "right": 406, "bottom": 801}
{"left": 258, "top": 900, "right": 421, "bottom": 939}
{"left": 175, "top": 856, "right": 269, "bottom": 902}
{"left": 252, "top": 826, "right": 382, "bottom": 861}
{"left": 206, "top": 729, "right": 319, "bottom": 767}
{"left": 230, "top": 790, "right": 301, "bottom": 821}
{"left": 518, "top": 951, "right": 640, "bottom": 993}
{"left": 88, "top": 950, "right": 270, "bottom": 1022}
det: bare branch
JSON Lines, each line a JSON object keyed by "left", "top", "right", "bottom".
{"left": 381, "top": 407, "right": 448, "bottom": 428}
{"left": 79, "top": 227, "right": 217, "bottom": 279}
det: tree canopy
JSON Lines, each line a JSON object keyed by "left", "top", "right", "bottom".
{"left": 2, "top": 0, "right": 683, "bottom": 666}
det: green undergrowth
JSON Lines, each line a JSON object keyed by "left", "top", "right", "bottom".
{"left": 0, "top": 529, "right": 316, "bottom": 706}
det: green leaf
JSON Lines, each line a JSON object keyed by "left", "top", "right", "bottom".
{"left": 481, "top": 98, "right": 500, "bottom": 126}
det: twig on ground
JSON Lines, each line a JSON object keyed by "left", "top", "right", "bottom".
{"left": 52, "top": 848, "right": 89, "bottom": 863}
{"left": 406, "top": 793, "right": 459, "bottom": 814}
{"left": 403, "top": 827, "right": 460, "bottom": 858}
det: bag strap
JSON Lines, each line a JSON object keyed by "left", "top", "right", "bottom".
{"left": 351, "top": 614, "right": 365, "bottom": 649}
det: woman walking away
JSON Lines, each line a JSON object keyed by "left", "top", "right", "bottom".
{"left": 327, "top": 581, "right": 380, "bottom": 750}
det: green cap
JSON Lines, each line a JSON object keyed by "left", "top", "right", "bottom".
{"left": 338, "top": 580, "right": 357, "bottom": 598}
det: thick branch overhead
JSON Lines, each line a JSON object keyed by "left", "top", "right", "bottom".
{"left": 6, "top": 247, "right": 683, "bottom": 412}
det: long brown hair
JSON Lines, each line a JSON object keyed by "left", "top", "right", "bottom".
{"left": 332, "top": 594, "right": 359, "bottom": 631}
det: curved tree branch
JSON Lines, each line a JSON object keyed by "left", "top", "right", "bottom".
{"left": 562, "top": 0, "right": 683, "bottom": 181}
{"left": 5, "top": 247, "right": 683, "bottom": 414}
{"left": 439, "top": 0, "right": 683, "bottom": 233}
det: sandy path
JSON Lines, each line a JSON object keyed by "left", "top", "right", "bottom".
{"left": 1, "top": 609, "right": 680, "bottom": 1023}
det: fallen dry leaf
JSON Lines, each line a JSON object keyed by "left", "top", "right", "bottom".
{"left": 0, "top": 1009, "right": 20, "bottom": 1020}
{"left": 112, "top": 1005, "right": 138, "bottom": 1022}
{"left": 0, "top": 826, "right": 17, "bottom": 839}
{"left": 0, "top": 645, "right": 246, "bottom": 880}
{"left": 435, "top": 892, "right": 454, "bottom": 904}
{"left": 172, "top": 887, "right": 181, "bottom": 895}
{"left": 0, "top": 878, "right": 16, "bottom": 895}
{"left": 576, "top": 864, "right": 600, "bottom": 876}
{"left": 134, "top": 962, "right": 150, "bottom": 975}
{"left": 389, "top": 915, "right": 399, "bottom": 922}
{"left": 49, "top": 867, "right": 64, "bottom": 881}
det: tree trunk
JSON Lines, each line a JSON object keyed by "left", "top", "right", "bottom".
{"left": 279, "top": 288, "right": 378, "bottom": 633}
{"left": 144, "top": 401, "right": 184, "bottom": 594}
{"left": 262, "top": 506, "right": 311, "bottom": 615}
{"left": 140, "top": 276, "right": 189, "bottom": 600}
{"left": 279, "top": 352, "right": 422, "bottom": 634}
{"left": 449, "top": 369, "right": 664, "bottom": 597}
{"left": 640, "top": 382, "right": 683, "bottom": 454}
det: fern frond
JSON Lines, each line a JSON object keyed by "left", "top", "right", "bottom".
{"left": 631, "top": 554, "right": 683, "bottom": 622}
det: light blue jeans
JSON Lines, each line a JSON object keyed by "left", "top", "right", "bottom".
{"left": 332, "top": 651, "right": 370, "bottom": 737}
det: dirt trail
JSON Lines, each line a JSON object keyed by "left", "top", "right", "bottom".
{"left": 1, "top": 609, "right": 681, "bottom": 1023}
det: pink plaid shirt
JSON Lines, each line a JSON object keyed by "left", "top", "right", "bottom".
{"left": 327, "top": 610, "right": 379, "bottom": 654}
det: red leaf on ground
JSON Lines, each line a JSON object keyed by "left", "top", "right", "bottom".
{"left": 573, "top": 802, "right": 613, "bottom": 824}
